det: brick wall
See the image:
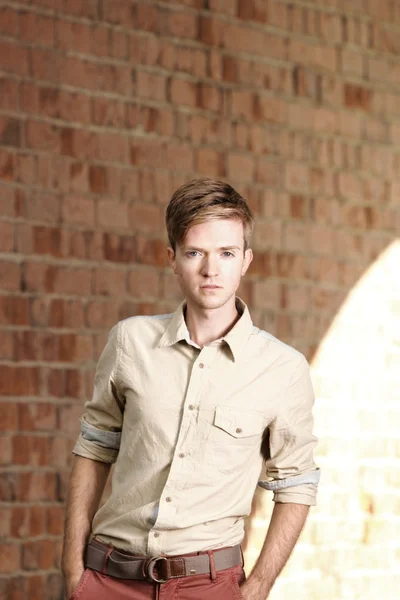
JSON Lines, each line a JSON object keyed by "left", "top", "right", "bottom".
{"left": 0, "top": 0, "right": 399, "bottom": 598}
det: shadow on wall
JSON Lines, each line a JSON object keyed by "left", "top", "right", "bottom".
{"left": 243, "top": 240, "right": 400, "bottom": 600}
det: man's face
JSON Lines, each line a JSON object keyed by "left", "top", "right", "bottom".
{"left": 167, "top": 218, "right": 253, "bottom": 311}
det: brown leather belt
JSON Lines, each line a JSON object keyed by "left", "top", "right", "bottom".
{"left": 86, "top": 538, "right": 243, "bottom": 583}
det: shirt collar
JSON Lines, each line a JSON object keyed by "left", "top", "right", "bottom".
{"left": 157, "top": 296, "right": 253, "bottom": 362}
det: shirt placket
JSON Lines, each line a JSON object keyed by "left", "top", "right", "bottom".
{"left": 147, "top": 344, "right": 218, "bottom": 555}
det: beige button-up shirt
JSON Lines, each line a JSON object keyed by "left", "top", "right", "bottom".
{"left": 73, "top": 298, "right": 319, "bottom": 556}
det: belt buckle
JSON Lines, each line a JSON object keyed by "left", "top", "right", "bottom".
{"left": 147, "top": 556, "right": 168, "bottom": 583}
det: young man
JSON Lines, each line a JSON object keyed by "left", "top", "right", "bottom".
{"left": 62, "top": 179, "right": 320, "bottom": 600}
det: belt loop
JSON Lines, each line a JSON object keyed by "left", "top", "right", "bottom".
{"left": 206, "top": 550, "right": 217, "bottom": 581}
{"left": 102, "top": 546, "right": 113, "bottom": 575}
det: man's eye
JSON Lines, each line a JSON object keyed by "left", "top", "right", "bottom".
{"left": 186, "top": 251, "right": 200, "bottom": 257}
{"left": 223, "top": 252, "right": 234, "bottom": 257}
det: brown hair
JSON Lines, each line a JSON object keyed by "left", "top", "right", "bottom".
{"left": 165, "top": 178, "right": 255, "bottom": 253}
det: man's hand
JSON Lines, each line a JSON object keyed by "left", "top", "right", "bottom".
{"left": 238, "top": 503, "right": 310, "bottom": 599}
{"left": 239, "top": 576, "right": 270, "bottom": 600}
{"left": 64, "top": 567, "right": 85, "bottom": 600}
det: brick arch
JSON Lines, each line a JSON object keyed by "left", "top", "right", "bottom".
{"left": 243, "top": 240, "right": 400, "bottom": 599}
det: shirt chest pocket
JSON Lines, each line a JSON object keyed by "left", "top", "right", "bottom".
{"left": 206, "top": 406, "right": 267, "bottom": 475}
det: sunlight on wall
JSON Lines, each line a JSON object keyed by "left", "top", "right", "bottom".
{"left": 244, "top": 240, "right": 400, "bottom": 600}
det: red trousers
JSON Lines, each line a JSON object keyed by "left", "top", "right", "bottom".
{"left": 70, "top": 561, "right": 245, "bottom": 600}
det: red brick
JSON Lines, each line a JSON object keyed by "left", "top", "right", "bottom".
{"left": 237, "top": 0, "right": 268, "bottom": 23}
{"left": 64, "top": 0, "right": 100, "bottom": 19}
{"left": 255, "top": 157, "right": 281, "bottom": 188}
{"left": 97, "top": 200, "right": 130, "bottom": 231}
{"left": 0, "top": 151, "right": 16, "bottom": 182}
{"left": 131, "top": 138, "right": 165, "bottom": 168}
{"left": 253, "top": 95, "right": 286, "bottom": 124}
{"left": 140, "top": 106, "right": 174, "bottom": 136}
{"left": 0, "top": 77, "right": 19, "bottom": 111}
{"left": 344, "top": 83, "right": 371, "bottom": 110}
{"left": 0, "top": 7, "right": 19, "bottom": 36}
{"left": 253, "top": 280, "right": 280, "bottom": 310}
{"left": 24, "top": 262, "right": 92, "bottom": 295}
{"left": 89, "top": 24, "right": 110, "bottom": 58}
{"left": 29, "top": 47, "right": 62, "bottom": 83}
{"left": 111, "top": 29, "right": 128, "bottom": 59}
{"left": 22, "top": 539, "right": 55, "bottom": 571}
{"left": 227, "top": 25, "right": 286, "bottom": 61}
{"left": 128, "top": 269, "right": 161, "bottom": 298}
{"left": 0, "top": 507, "right": 10, "bottom": 537}
{"left": 267, "top": 0, "right": 288, "bottom": 28}
{"left": 0, "top": 116, "right": 22, "bottom": 147}
{"left": 15, "top": 472, "right": 56, "bottom": 502}
{"left": 26, "top": 120, "right": 60, "bottom": 152}
{"left": 208, "top": 0, "right": 236, "bottom": 15}
{"left": 166, "top": 142, "right": 194, "bottom": 172}
{"left": 13, "top": 435, "right": 49, "bottom": 466}
{"left": 0, "top": 41, "right": 29, "bottom": 76}
{"left": 18, "top": 403, "right": 57, "bottom": 431}
{"left": 130, "top": 203, "right": 162, "bottom": 233}
{"left": 227, "top": 153, "right": 254, "bottom": 182}
{"left": 197, "top": 83, "right": 223, "bottom": 112}
{"left": 102, "top": 231, "right": 136, "bottom": 262}
{"left": 289, "top": 39, "right": 336, "bottom": 71}
{"left": 0, "top": 220, "right": 14, "bottom": 252}
{"left": 96, "top": 132, "right": 129, "bottom": 164}
{"left": 0, "top": 436, "right": 11, "bottom": 465}
{"left": 20, "top": 12, "right": 54, "bottom": 47}
{"left": 94, "top": 267, "right": 127, "bottom": 296}
{"left": 102, "top": 0, "right": 135, "bottom": 25}
{"left": 0, "top": 260, "right": 20, "bottom": 291}
{"left": 56, "top": 19, "right": 91, "bottom": 54}
{"left": 136, "top": 70, "right": 168, "bottom": 102}
{"left": 195, "top": 148, "right": 225, "bottom": 177}
{"left": 168, "top": 78, "right": 198, "bottom": 107}
{"left": 133, "top": 3, "right": 161, "bottom": 32}
{"left": 39, "top": 87, "right": 91, "bottom": 124}
{"left": 0, "top": 543, "right": 20, "bottom": 574}
{"left": 46, "top": 505, "right": 65, "bottom": 535}
{"left": 62, "top": 195, "right": 95, "bottom": 227}
{"left": 285, "top": 162, "right": 310, "bottom": 192}
{"left": 136, "top": 237, "right": 168, "bottom": 267}
{"left": 12, "top": 329, "right": 37, "bottom": 361}
{"left": 49, "top": 436, "right": 73, "bottom": 468}
{"left": 92, "top": 97, "right": 126, "bottom": 128}
{"left": 85, "top": 300, "right": 119, "bottom": 329}
{"left": 61, "top": 127, "right": 98, "bottom": 159}
{"left": 283, "top": 222, "right": 310, "bottom": 253}
{"left": 166, "top": 9, "right": 198, "bottom": 38}
{"left": 374, "top": 23, "right": 400, "bottom": 55}
{"left": 11, "top": 506, "right": 45, "bottom": 538}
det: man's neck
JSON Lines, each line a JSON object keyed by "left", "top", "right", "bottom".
{"left": 184, "top": 298, "right": 240, "bottom": 348}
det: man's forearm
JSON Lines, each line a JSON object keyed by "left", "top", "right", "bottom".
{"left": 242, "top": 502, "right": 310, "bottom": 599}
{"left": 61, "top": 455, "right": 111, "bottom": 578}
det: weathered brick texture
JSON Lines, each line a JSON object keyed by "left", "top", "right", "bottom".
{"left": 0, "top": 0, "right": 399, "bottom": 598}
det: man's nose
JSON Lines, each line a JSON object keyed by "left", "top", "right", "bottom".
{"left": 201, "top": 256, "right": 219, "bottom": 277}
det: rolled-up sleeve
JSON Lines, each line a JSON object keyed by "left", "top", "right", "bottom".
{"left": 258, "top": 355, "right": 320, "bottom": 505}
{"left": 73, "top": 322, "right": 124, "bottom": 464}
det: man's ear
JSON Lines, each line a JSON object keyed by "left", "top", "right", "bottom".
{"left": 241, "top": 248, "right": 253, "bottom": 276}
{"left": 167, "top": 247, "right": 177, "bottom": 274}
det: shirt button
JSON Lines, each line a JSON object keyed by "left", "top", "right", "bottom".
{"left": 154, "top": 532, "right": 160, "bottom": 538}
{"left": 165, "top": 497, "right": 172, "bottom": 502}
{"left": 188, "top": 405, "right": 194, "bottom": 411}
{"left": 178, "top": 452, "right": 185, "bottom": 458}
{"left": 236, "top": 427, "right": 242, "bottom": 434}
{"left": 199, "top": 363, "right": 204, "bottom": 369}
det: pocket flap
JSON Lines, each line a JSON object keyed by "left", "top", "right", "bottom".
{"left": 213, "top": 406, "right": 265, "bottom": 438}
